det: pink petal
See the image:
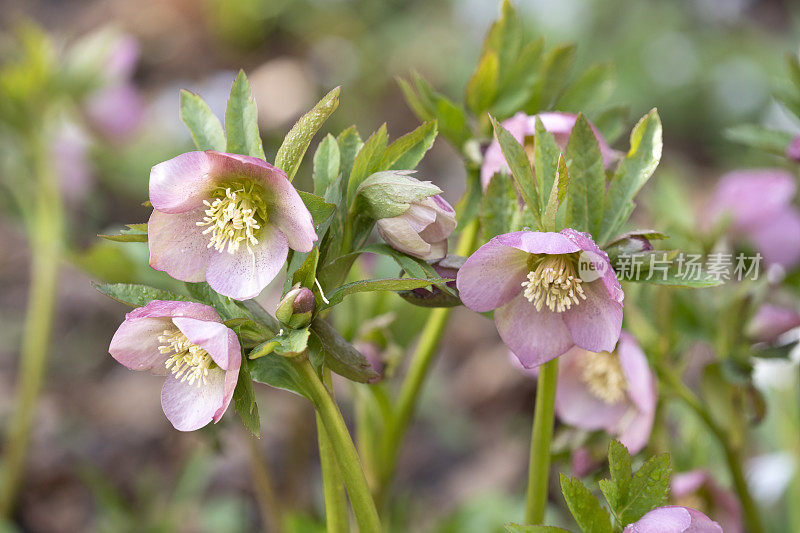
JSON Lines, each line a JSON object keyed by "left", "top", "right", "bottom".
{"left": 618, "top": 332, "right": 657, "bottom": 414}
{"left": 624, "top": 506, "right": 693, "bottom": 532}
{"left": 618, "top": 407, "right": 655, "bottom": 455}
{"left": 685, "top": 508, "right": 724, "bottom": 533}
{"left": 708, "top": 169, "right": 796, "bottom": 230}
{"left": 125, "top": 300, "right": 221, "bottom": 322}
{"left": 672, "top": 470, "right": 709, "bottom": 498}
{"left": 149, "top": 151, "right": 218, "bottom": 214}
{"left": 497, "top": 230, "right": 582, "bottom": 255}
{"left": 84, "top": 83, "right": 143, "bottom": 140}
{"left": 216, "top": 362, "right": 240, "bottom": 423}
{"left": 148, "top": 208, "right": 211, "bottom": 283}
{"left": 417, "top": 196, "right": 457, "bottom": 243}
{"left": 456, "top": 236, "right": 530, "bottom": 312}
{"left": 161, "top": 368, "right": 226, "bottom": 431}
{"left": 109, "top": 316, "right": 172, "bottom": 374}
{"left": 563, "top": 280, "right": 623, "bottom": 353}
{"left": 377, "top": 217, "right": 436, "bottom": 260}
{"left": 495, "top": 293, "right": 574, "bottom": 367}
{"left": 749, "top": 207, "right": 800, "bottom": 269}
{"left": 747, "top": 304, "right": 800, "bottom": 343}
{"left": 172, "top": 317, "right": 241, "bottom": 371}
{"left": 205, "top": 224, "right": 288, "bottom": 300}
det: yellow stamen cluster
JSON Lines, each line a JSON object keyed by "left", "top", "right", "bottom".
{"left": 578, "top": 350, "right": 628, "bottom": 404}
{"left": 159, "top": 328, "right": 215, "bottom": 387}
{"left": 521, "top": 254, "right": 586, "bottom": 312}
{"left": 197, "top": 186, "right": 264, "bottom": 254}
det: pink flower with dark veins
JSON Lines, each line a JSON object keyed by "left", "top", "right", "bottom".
{"left": 147, "top": 150, "right": 317, "bottom": 300}
{"left": 457, "top": 229, "right": 623, "bottom": 367}
{"left": 108, "top": 300, "right": 241, "bottom": 431}
{"left": 623, "top": 506, "right": 722, "bottom": 533}
{"left": 554, "top": 333, "right": 657, "bottom": 454}
{"left": 481, "top": 111, "right": 617, "bottom": 190}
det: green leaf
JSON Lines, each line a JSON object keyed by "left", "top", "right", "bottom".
{"left": 93, "top": 282, "right": 191, "bottom": 307}
{"left": 275, "top": 86, "right": 341, "bottom": 181}
{"left": 786, "top": 52, "right": 800, "bottom": 91}
{"left": 560, "top": 474, "right": 614, "bottom": 533}
{"left": 599, "top": 109, "right": 662, "bottom": 246}
{"left": 504, "top": 525, "right": 571, "bottom": 533}
{"left": 491, "top": 115, "right": 541, "bottom": 228}
{"left": 527, "top": 43, "right": 576, "bottom": 113}
{"left": 379, "top": 120, "right": 438, "bottom": 171}
{"left": 565, "top": 113, "right": 606, "bottom": 235}
{"left": 724, "top": 124, "right": 793, "bottom": 156}
{"left": 292, "top": 246, "right": 320, "bottom": 290}
{"left": 398, "top": 73, "right": 470, "bottom": 148}
{"left": 225, "top": 70, "right": 265, "bottom": 159}
{"left": 347, "top": 124, "right": 388, "bottom": 204}
{"left": 556, "top": 62, "right": 615, "bottom": 113}
{"left": 98, "top": 224, "right": 148, "bottom": 243}
{"left": 298, "top": 191, "right": 337, "bottom": 231}
{"left": 593, "top": 105, "right": 629, "bottom": 145}
{"left": 185, "top": 282, "right": 246, "bottom": 321}
{"left": 249, "top": 354, "right": 312, "bottom": 400}
{"left": 601, "top": 440, "right": 632, "bottom": 510}
{"left": 253, "top": 327, "right": 311, "bottom": 357}
{"left": 233, "top": 356, "right": 260, "bottom": 436}
{"left": 617, "top": 453, "right": 671, "bottom": 526}
{"left": 492, "top": 39, "right": 545, "bottom": 118}
{"left": 533, "top": 117, "right": 563, "bottom": 216}
{"left": 543, "top": 152, "right": 569, "bottom": 231}
{"left": 313, "top": 134, "right": 341, "bottom": 196}
{"left": 337, "top": 126, "right": 363, "bottom": 184}
{"left": 321, "top": 277, "right": 446, "bottom": 309}
{"left": 482, "top": 0, "right": 523, "bottom": 81}
{"left": 480, "top": 171, "right": 520, "bottom": 240}
{"left": 180, "top": 89, "right": 226, "bottom": 151}
{"left": 466, "top": 50, "right": 499, "bottom": 115}
{"left": 310, "top": 319, "right": 378, "bottom": 383}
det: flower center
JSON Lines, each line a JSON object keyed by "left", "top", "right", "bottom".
{"left": 578, "top": 350, "right": 628, "bottom": 404}
{"left": 197, "top": 183, "right": 267, "bottom": 254}
{"left": 521, "top": 254, "right": 586, "bottom": 312}
{"left": 158, "top": 327, "right": 216, "bottom": 387}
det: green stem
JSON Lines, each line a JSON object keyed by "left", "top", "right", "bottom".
{"left": 374, "top": 219, "right": 480, "bottom": 505}
{"left": 524, "top": 358, "right": 558, "bottom": 524}
{"left": 245, "top": 434, "right": 285, "bottom": 533}
{"left": 295, "top": 359, "right": 382, "bottom": 532}
{"left": 317, "top": 368, "right": 349, "bottom": 533}
{"left": 0, "top": 136, "right": 62, "bottom": 518}
{"left": 659, "top": 365, "right": 764, "bottom": 533}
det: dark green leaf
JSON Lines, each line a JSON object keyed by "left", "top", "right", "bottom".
{"left": 602, "top": 440, "right": 632, "bottom": 510}
{"left": 543, "top": 152, "right": 569, "bottom": 231}
{"left": 93, "top": 282, "right": 191, "bottom": 307}
{"left": 225, "top": 70, "right": 265, "bottom": 159}
{"left": 533, "top": 117, "right": 563, "bottom": 216}
{"left": 565, "top": 113, "right": 606, "bottom": 235}
{"left": 249, "top": 354, "right": 312, "bottom": 400}
{"left": 298, "top": 191, "right": 337, "bottom": 231}
{"left": 618, "top": 454, "right": 671, "bottom": 526}
{"left": 480, "top": 171, "right": 520, "bottom": 240}
{"left": 292, "top": 246, "right": 320, "bottom": 290}
{"left": 347, "top": 124, "right": 388, "bottom": 204}
{"left": 233, "top": 356, "right": 260, "bottom": 436}
{"left": 560, "top": 474, "right": 614, "bottom": 533}
{"left": 491, "top": 115, "right": 541, "bottom": 228}
{"left": 185, "top": 282, "right": 246, "bottom": 321}
{"left": 492, "top": 39, "right": 545, "bottom": 118}
{"left": 312, "top": 134, "right": 341, "bottom": 196}
{"left": 321, "top": 277, "right": 446, "bottom": 309}
{"left": 180, "top": 89, "right": 226, "bottom": 151}
{"left": 379, "top": 121, "right": 438, "bottom": 171}
{"left": 275, "top": 86, "right": 341, "bottom": 181}
{"left": 336, "top": 126, "right": 363, "bottom": 184}
{"left": 527, "top": 43, "right": 576, "bottom": 113}
{"left": 310, "top": 319, "right": 378, "bottom": 382}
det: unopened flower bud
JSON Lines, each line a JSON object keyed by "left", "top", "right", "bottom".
{"left": 276, "top": 285, "right": 315, "bottom": 328}
{"left": 356, "top": 170, "right": 443, "bottom": 220}
{"left": 605, "top": 230, "right": 661, "bottom": 263}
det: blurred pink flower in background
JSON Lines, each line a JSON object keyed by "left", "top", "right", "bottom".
{"left": 706, "top": 169, "right": 800, "bottom": 269}
{"left": 623, "top": 506, "right": 722, "bottom": 533}
{"left": 480, "top": 111, "right": 617, "bottom": 189}
{"left": 108, "top": 300, "right": 241, "bottom": 431}
{"left": 457, "top": 229, "right": 623, "bottom": 368}
{"left": 554, "top": 332, "right": 657, "bottom": 454}
{"left": 672, "top": 470, "right": 743, "bottom": 533}
{"left": 786, "top": 135, "right": 800, "bottom": 162}
{"left": 147, "top": 150, "right": 317, "bottom": 299}
{"left": 746, "top": 303, "right": 800, "bottom": 343}
{"left": 52, "top": 122, "right": 92, "bottom": 202}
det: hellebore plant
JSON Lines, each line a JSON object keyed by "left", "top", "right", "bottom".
{"left": 623, "top": 506, "right": 723, "bottom": 533}
{"left": 148, "top": 150, "right": 317, "bottom": 300}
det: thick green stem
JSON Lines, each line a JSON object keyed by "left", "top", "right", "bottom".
{"left": 524, "top": 358, "right": 558, "bottom": 524}
{"left": 245, "top": 435, "right": 285, "bottom": 533}
{"left": 295, "top": 359, "right": 381, "bottom": 532}
{"left": 0, "top": 137, "right": 62, "bottom": 517}
{"left": 317, "top": 368, "right": 349, "bottom": 533}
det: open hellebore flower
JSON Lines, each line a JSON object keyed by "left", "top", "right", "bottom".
{"left": 358, "top": 171, "right": 456, "bottom": 260}
{"left": 108, "top": 300, "right": 241, "bottom": 431}
{"left": 672, "top": 470, "right": 743, "bottom": 533}
{"left": 457, "top": 229, "right": 624, "bottom": 367}
{"left": 481, "top": 111, "right": 617, "bottom": 189}
{"left": 706, "top": 169, "right": 800, "bottom": 269}
{"left": 746, "top": 303, "right": 800, "bottom": 344}
{"left": 623, "top": 506, "right": 722, "bottom": 533}
{"left": 554, "top": 332, "right": 657, "bottom": 454}
{"left": 148, "top": 151, "right": 317, "bottom": 300}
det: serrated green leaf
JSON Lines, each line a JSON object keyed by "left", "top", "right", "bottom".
{"left": 466, "top": 50, "right": 499, "bottom": 115}
{"left": 275, "top": 86, "right": 340, "bottom": 181}
{"left": 313, "top": 134, "right": 341, "bottom": 196}
{"left": 249, "top": 354, "right": 312, "bottom": 400}
{"left": 347, "top": 124, "right": 388, "bottom": 204}
{"left": 321, "top": 277, "right": 446, "bottom": 309}
{"left": 598, "top": 479, "right": 619, "bottom": 516}
{"left": 560, "top": 474, "right": 614, "bottom": 533}
{"left": 617, "top": 454, "right": 671, "bottom": 526}
{"left": 336, "top": 126, "right": 363, "bottom": 185}
{"left": 533, "top": 117, "right": 563, "bottom": 217}
{"left": 565, "top": 113, "right": 605, "bottom": 235}
{"left": 254, "top": 327, "right": 310, "bottom": 357}
{"left": 603, "top": 440, "right": 632, "bottom": 510}
{"left": 397, "top": 76, "right": 434, "bottom": 121}
{"left": 299, "top": 191, "right": 337, "bottom": 231}
{"left": 543, "top": 152, "right": 569, "bottom": 231}
{"left": 556, "top": 62, "right": 615, "bottom": 113}
{"left": 310, "top": 319, "right": 378, "bottom": 383}
{"left": 481, "top": 171, "right": 520, "bottom": 240}
{"left": 233, "top": 356, "right": 260, "bottom": 436}
{"left": 527, "top": 43, "right": 576, "bottom": 113}
{"left": 93, "top": 282, "right": 191, "bottom": 307}
{"left": 482, "top": 0, "right": 523, "bottom": 82}
{"left": 491, "top": 116, "right": 542, "bottom": 228}
{"left": 291, "top": 246, "right": 320, "bottom": 290}
{"left": 379, "top": 120, "right": 438, "bottom": 171}
{"left": 398, "top": 73, "right": 470, "bottom": 148}
{"left": 492, "top": 38, "right": 545, "bottom": 118}
{"left": 504, "top": 525, "right": 571, "bottom": 533}
{"left": 599, "top": 109, "right": 662, "bottom": 246}
{"left": 180, "top": 89, "right": 226, "bottom": 151}
{"left": 225, "top": 70, "right": 265, "bottom": 159}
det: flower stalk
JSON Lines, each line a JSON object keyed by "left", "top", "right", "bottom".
{"left": 317, "top": 367, "right": 350, "bottom": 533}
{"left": 525, "top": 358, "right": 559, "bottom": 524}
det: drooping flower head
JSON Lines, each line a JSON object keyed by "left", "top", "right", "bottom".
{"left": 672, "top": 470, "right": 743, "bottom": 533}
{"left": 554, "top": 333, "right": 657, "bottom": 454}
{"left": 481, "top": 111, "right": 617, "bottom": 190}
{"left": 623, "top": 506, "right": 723, "bottom": 533}
{"left": 148, "top": 150, "right": 317, "bottom": 300}
{"left": 706, "top": 169, "right": 800, "bottom": 269}
{"left": 108, "top": 300, "right": 241, "bottom": 431}
{"left": 457, "top": 229, "right": 624, "bottom": 367}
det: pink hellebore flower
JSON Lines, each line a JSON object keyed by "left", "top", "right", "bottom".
{"left": 554, "top": 332, "right": 657, "bottom": 454}
{"left": 376, "top": 195, "right": 456, "bottom": 261}
{"left": 108, "top": 300, "right": 241, "bottom": 431}
{"left": 706, "top": 169, "right": 800, "bottom": 269}
{"left": 786, "top": 135, "right": 800, "bottom": 162}
{"left": 457, "top": 229, "right": 624, "bottom": 367}
{"left": 672, "top": 470, "right": 743, "bottom": 533}
{"left": 148, "top": 150, "right": 317, "bottom": 300}
{"left": 481, "top": 111, "right": 617, "bottom": 190}
{"left": 746, "top": 303, "right": 800, "bottom": 344}
{"left": 623, "top": 506, "right": 722, "bottom": 533}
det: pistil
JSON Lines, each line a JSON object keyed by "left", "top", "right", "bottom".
{"left": 197, "top": 185, "right": 266, "bottom": 254}
{"left": 521, "top": 254, "right": 587, "bottom": 312}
